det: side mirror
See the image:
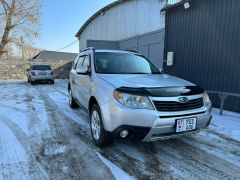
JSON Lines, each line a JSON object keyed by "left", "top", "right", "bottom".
{"left": 76, "top": 66, "right": 89, "bottom": 75}
{"left": 26, "top": 69, "right": 30, "bottom": 72}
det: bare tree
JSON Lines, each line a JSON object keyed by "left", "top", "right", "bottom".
{"left": 0, "top": 0, "right": 41, "bottom": 58}
{"left": 21, "top": 42, "right": 41, "bottom": 60}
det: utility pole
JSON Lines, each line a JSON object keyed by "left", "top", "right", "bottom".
{"left": 20, "top": 36, "right": 24, "bottom": 60}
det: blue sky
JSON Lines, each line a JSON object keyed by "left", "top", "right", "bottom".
{"left": 35, "top": 0, "right": 115, "bottom": 53}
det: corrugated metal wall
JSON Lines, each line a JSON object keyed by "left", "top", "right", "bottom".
{"left": 78, "top": 0, "right": 165, "bottom": 51}
{"left": 87, "top": 40, "right": 118, "bottom": 50}
{"left": 119, "top": 29, "right": 165, "bottom": 68}
{"left": 87, "top": 29, "right": 165, "bottom": 68}
{"left": 164, "top": 0, "right": 240, "bottom": 112}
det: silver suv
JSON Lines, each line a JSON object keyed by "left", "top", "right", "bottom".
{"left": 68, "top": 48, "right": 212, "bottom": 147}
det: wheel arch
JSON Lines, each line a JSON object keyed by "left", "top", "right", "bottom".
{"left": 88, "top": 96, "right": 99, "bottom": 114}
{"left": 68, "top": 83, "right": 71, "bottom": 91}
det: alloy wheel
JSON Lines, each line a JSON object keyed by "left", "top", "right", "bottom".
{"left": 91, "top": 110, "right": 101, "bottom": 140}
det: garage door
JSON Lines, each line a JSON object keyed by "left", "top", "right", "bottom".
{"left": 119, "top": 29, "right": 165, "bottom": 68}
{"left": 86, "top": 29, "right": 165, "bottom": 68}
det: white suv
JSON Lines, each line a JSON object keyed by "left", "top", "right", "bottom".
{"left": 27, "top": 65, "right": 54, "bottom": 85}
{"left": 68, "top": 48, "right": 212, "bottom": 147}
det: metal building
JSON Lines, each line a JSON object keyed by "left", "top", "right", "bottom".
{"left": 162, "top": 0, "right": 240, "bottom": 112}
{"left": 75, "top": 0, "right": 166, "bottom": 68}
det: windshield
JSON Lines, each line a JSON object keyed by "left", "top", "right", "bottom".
{"left": 94, "top": 53, "right": 161, "bottom": 74}
{"left": 32, "top": 65, "right": 51, "bottom": 71}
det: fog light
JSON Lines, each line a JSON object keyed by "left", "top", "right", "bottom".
{"left": 120, "top": 130, "right": 129, "bottom": 138}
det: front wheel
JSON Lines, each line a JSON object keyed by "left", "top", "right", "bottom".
{"left": 90, "top": 105, "right": 114, "bottom": 147}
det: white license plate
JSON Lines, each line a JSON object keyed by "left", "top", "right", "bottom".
{"left": 176, "top": 117, "right": 197, "bottom": 133}
{"left": 39, "top": 72, "right": 47, "bottom": 75}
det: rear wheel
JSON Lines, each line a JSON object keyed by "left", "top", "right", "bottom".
{"left": 90, "top": 104, "right": 114, "bottom": 147}
{"left": 68, "top": 89, "right": 79, "bottom": 109}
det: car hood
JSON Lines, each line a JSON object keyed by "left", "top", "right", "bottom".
{"left": 97, "top": 74, "right": 195, "bottom": 88}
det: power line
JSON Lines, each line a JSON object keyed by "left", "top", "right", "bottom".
{"left": 55, "top": 40, "right": 78, "bottom": 51}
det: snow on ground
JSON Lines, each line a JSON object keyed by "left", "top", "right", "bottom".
{"left": 97, "top": 152, "right": 134, "bottom": 180}
{"left": 210, "top": 108, "right": 240, "bottom": 141}
{"left": 0, "top": 80, "right": 239, "bottom": 179}
{"left": 0, "top": 106, "right": 30, "bottom": 135}
{"left": 0, "top": 121, "right": 30, "bottom": 179}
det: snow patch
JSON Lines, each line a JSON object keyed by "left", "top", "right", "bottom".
{"left": 47, "top": 90, "right": 88, "bottom": 126}
{"left": 210, "top": 108, "right": 240, "bottom": 141}
{"left": 32, "top": 99, "right": 49, "bottom": 130}
{"left": 97, "top": 152, "right": 134, "bottom": 180}
{"left": 0, "top": 121, "right": 30, "bottom": 179}
{"left": 0, "top": 107, "right": 29, "bottom": 135}
{"left": 117, "top": 143, "right": 145, "bottom": 162}
{"left": 44, "top": 144, "right": 66, "bottom": 156}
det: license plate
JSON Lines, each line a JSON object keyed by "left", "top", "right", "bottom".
{"left": 39, "top": 72, "right": 47, "bottom": 75}
{"left": 176, "top": 117, "right": 197, "bottom": 133}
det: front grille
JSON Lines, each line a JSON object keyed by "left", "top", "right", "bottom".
{"left": 153, "top": 98, "right": 204, "bottom": 112}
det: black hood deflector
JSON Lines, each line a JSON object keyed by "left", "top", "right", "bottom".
{"left": 116, "top": 86, "right": 204, "bottom": 97}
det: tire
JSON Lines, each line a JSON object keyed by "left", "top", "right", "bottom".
{"left": 68, "top": 89, "right": 79, "bottom": 109}
{"left": 51, "top": 80, "right": 54, "bottom": 84}
{"left": 30, "top": 81, "right": 35, "bottom": 85}
{"left": 90, "top": 104, "right": 114, "bottom": 147}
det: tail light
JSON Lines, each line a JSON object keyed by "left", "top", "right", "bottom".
{"left": 31, "top": 72, "right": 36, "bottom": 76}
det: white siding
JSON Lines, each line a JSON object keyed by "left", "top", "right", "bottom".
{"left": 79, "top": 0, "right": 166, "bottom": 51}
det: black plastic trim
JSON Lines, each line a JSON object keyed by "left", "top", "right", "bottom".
{"left": 159, "top": 111, "right": 206, "bottom": 118}
{"left": 116, "top": 86, "right": 204, "bottom": 97}
{"left": 109, "top": 125, "right": 151, "bottom": 140}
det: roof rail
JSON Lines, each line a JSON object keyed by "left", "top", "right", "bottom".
{"left": 83, "top": 47, "right": 95, "bottom": 52}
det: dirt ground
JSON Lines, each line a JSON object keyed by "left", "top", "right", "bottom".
{"left": 0, "top": 80, "right": 239, "bottom": 180}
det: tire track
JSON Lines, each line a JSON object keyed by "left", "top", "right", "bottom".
{"left": 43, "top": 81, "right": 240, "bottom": 179}
{"left": 154, "top": 139, "right": 240, "bottom": 179}
{"left": 26, "top": 81, "right": 240, "bottom": 179}
{"left": 40, "top": 83, "right": 174, "bottom": 179}
{"left": 0, "top": 117, "right": 48, "bottom": 180}
{"left": 34, "top": 86, "right": 116, "bottom": 180}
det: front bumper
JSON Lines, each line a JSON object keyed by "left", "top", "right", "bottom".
{"left": 101, "top": 98, "right": 212, "bottom": 141}
{"left": 143, "top": 114, "right": 212, "bottom": 141}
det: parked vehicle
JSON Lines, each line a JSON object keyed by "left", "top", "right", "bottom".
{"left": 27, "top": 65, "right": 54, "bottom": 85}
{"left": 68, "top": 47, "right": 212, "bottom": 147}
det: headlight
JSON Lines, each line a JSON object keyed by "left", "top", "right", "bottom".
{"left": 114, "top": 90, "right": 154, "bottom": 110}
{"left": 203, "top": 92, "right": 210, "bottom": 106}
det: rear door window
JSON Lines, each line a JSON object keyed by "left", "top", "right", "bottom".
{"left": 32, "top": 65, "right": 51, "bottom": 71}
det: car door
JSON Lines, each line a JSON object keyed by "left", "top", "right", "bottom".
{"left": 70, "top": 56, "right": 84, "bottom": 99}
{"left": 75, "top": 54, "right": 92, "bottom": 108}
